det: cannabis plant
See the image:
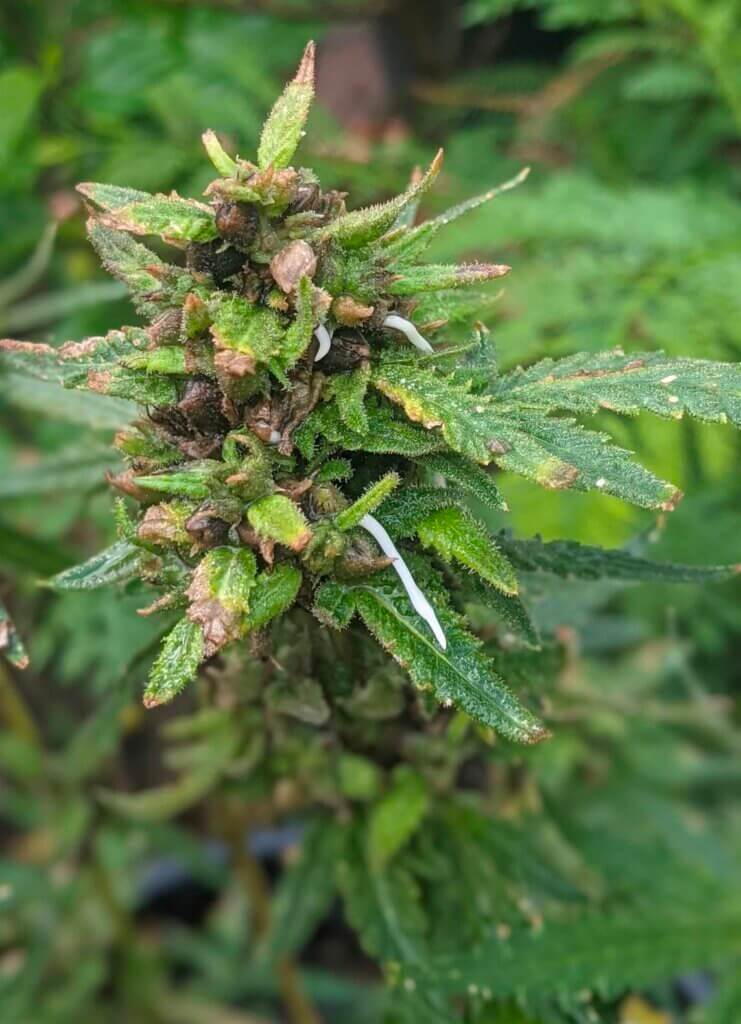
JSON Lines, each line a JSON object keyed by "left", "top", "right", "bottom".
{"left": 3, "top": 41, "right": 741, "bottom": 1023}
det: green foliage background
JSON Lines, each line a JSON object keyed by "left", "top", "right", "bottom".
{"left": 0, "top": 1, "right": 739, "bottom": 1022}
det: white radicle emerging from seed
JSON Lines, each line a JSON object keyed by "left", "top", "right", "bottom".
{"left": 359, "top": 513, "right": 447, "bottom": 650}
{"left": 313, "top": 324, "right": 333, "bottom": 362}
{"left": 382, "top": 314, "right": 433, "bottom": 354}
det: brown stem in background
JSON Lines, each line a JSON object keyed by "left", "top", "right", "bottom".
{"left": 218, "top": 800, "right": 322, "bottom": 1024}
{"left": 0, "top": 663, "right": 43, "bottom": 749}
{"left": 412, "top": 52, "right": 624, "bottom": 118}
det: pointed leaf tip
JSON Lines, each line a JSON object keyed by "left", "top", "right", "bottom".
{"left": 295, "top": 40, "right": 316, "bottom": 86}
{"left": 202, "top": 129, "right": 237, "bottom": 176}
{"left": 257, "top": 41, "right": 316, "bottom": 171}
{"left": 316, "top": 148, "right": 444, "bottom": 249}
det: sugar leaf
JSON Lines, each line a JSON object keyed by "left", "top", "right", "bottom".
{"left": 257, "top": 41, "right": 315, "bottom": 170}
{"left": 143, "top": 617, "right": 205, "bottom": 708}
{"left": 416, "top": 507, "right": 519, "bottom": 595}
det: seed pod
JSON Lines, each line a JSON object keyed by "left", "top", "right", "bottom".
{"left": 319, "top": 332, "right": 371, "bottom": 372}
{"left": 287, "top": 181, "right": 320, "bottom": 214}
{"left": 186, "top": 240, "right": 244, "bottom": 286}
{"left": 214, "top": 201, "right": 259, "bottom": 248}
{"left": 178, "top": 377, "right": 230, "bottom": 434}
{"left": 185, "top": 507, "right": 231, "bottom": 549}
{"left": 147, "top": 308, "right": 183, "bottom": 346}
{"left": 270, "top": 239, "right": 317, "bottom": 293}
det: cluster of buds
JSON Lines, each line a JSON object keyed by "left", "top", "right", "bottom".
{"left": 1, "top": 41, "right": 548, "bottom": 745}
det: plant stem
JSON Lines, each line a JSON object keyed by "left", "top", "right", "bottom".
{"left": 219, "top": 800, "right": 323, "bottom": 1024}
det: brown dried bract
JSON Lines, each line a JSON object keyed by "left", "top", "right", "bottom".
{"left": 186, "top": 564, "right": 240, "bottom": 658}
{"left": 214, "top": 348, "right": 256, "bottom": 377}
{"left": 270, "top": 239, "right": 317, "bottom": 293}
{"left": 137, "top": 503, "right": 187, "bottom": 545}
{"left": 332, "top": 294, "right": 374, "bottom": 326}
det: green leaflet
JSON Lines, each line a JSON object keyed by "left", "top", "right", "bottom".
{"left": 89, "top": 367, "right": 180, "bottom": 405}
{"left": 0, "top": 329, "right": 179, "bottom": 407}
{"left": 78, "top": 183, "right": 218, "bottom": 244}
{"left": 74, "top": 182, "right": 149, "bottom": 210}
{"left": 388, "top": 261, "right": 510, "bottom": 296}
{"left": 368, "top": 768, "right": 430, "bottom": 871}
{"left": 488, "top": 411, "right": 678, "bottom": 509}
{"left": 338, "top": 830, "right": 451, "bottom": 1022}
{"left": 460, "top": 577, "right": 540, "bottom": 650}
{"left": 336, "top": 473, "right": 400, "bottom": 531}
{"left": 376, "top": 486, "right": 467, "bottom": 538}
{"left": 401, "top": 901, "right": 741, "bottom": 1002}
{"left": 247, "top": 494, "right": 312, "bottom": 551}
{"left": 134, "top": 461, "right": 225, "bottom": 499}
{"left": 414, "top": 452, "right": 507, "bottom": 510}
{"left": 417, "top": 507, "right": 518, "bottom": 595}
{"left": 315, "top": 149, "right": 443, "bottom": 249}
{"left": 273, "top": 275, "right": 314, "bottom": 374}
{"left": 315, "top": 570, "right": 548, "bottom": 743}
{"left": 0, "top": 220, "right": 56, "bottom": 309}
{"left": 383, "top": 166, "right": 530, "bottom": 263}
{"left": 87, "top": 220, "right": 191, "bottom": 317}
{"left": 122, "top": 347, "right": 188, "bottom": 375}
{"left": 244, "top": 564, "right": 303, "bottom": 631}
{"left": 338, "top": 753, "right": 382, "bottom": 798}
{"left": 259, "top": 817, "right": 348, "bottom": 964}
{"left": 0, "top": 598, "right": 29, "bottom": 670}
{"left": 209, "top": 293, "right": 285, "bottom": 366}
{"left": 315, "top": 457, "right": 353, "bottom": 483}
{"left": 492, "top": 348, "right": 741, "bottom": 425}
{"left": 411, "top": 287, "right": 506, "bottom": 331}
{"left": 143, "top": 617, "right": 204, "bottom": 708}
{"left": 99, "top": 766, "right": 220, "bottom": 822}
{"left": 498, "top": 534, "right": 740, "bottom": 583}
{"left": 48, "top": 541, "right": 148, "bottom": 591}
{"left": 372, "top": 360, "right": 504, "bottom": 464}
{"left": 201, "top": 129, "right": 237, "bottom": 176}
{"left": 257, "top": 41, "right": 315, "bottom": 170}
{"left": 326, "top": 365, "right": 371, "bottom": 434}
{"left": 373, "top": 362, "right": 678, "bottom": 507}
{"left": 295, "top": 398, "right": 445, "bottom": 460}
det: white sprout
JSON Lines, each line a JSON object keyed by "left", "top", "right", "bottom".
{"left": 382, "top": 313, "right": 434, "bottom": 354}
{"left": 268, "top": 429, "right": 282, "bottom": 445}
{"left": 359, "top": 513, "right": 447, "bottom": 650}
{"left": 313, "top": 323, "right": 333, "bottom": 362}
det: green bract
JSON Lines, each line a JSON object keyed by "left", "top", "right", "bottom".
{"left": 3, "top": 40, "right": 739, "bottom": 746}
